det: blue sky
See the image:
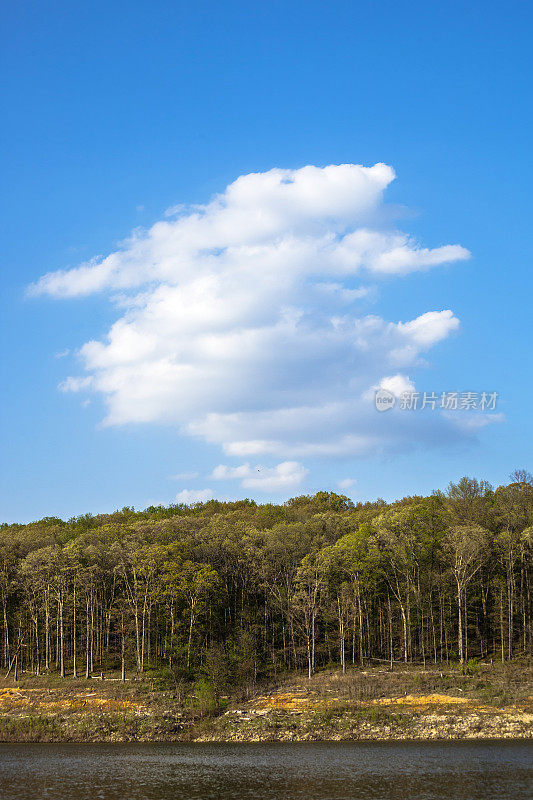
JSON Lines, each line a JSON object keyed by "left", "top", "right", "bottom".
{"left": 1, "top": 0, "right": 532, "bottom": 523}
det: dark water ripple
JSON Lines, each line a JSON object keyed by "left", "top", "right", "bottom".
{"left": 0, "top": 740, "right": 531, "bottom": 800}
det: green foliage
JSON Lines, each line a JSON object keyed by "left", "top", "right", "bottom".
{"left": 466, "top": 657, "right": 482, "bottom": 675}
{"left": 0, "top": 476, "right": 531, "bottom": 688}
{"left": 190, "top": 678, "right": 217, "bottom": 715}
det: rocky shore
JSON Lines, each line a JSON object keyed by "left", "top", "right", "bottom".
{"left": 194, "top": 691, "right": 533, "bottom": 742}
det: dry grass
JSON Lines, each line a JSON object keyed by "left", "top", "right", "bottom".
{"left": 280, "top": 659, "right": 533, "bottom": 707}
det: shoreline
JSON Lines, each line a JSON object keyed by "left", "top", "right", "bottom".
{"left": 0, "top": 732, "right": 531, "bottom": 744}
{"left": 1, "top": 701, "right": 531, "bottom": 744}
{"left": 0, "top": 737, "right": 531, "bottom": 745}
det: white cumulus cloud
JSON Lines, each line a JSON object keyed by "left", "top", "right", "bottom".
{"left": 212, "top": 461, "right": 308, "bottom": 492}
{"left": 175, "top": 488, "right": 213, "bottom": 504}
{"left": 31, "top": 163, "right": 475, "bottom": 465}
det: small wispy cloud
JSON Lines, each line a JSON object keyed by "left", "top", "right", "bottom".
{"left": 212, "top": 461, "right": 308, "bottom": 492}
{"left": 59, "top": 376, "right": 93, "bottom": 392}
{"left": 170, "top": 471, "right": 199, "bottom": 480}
{"left": 338, "top": 477, "right": 357, "bottom": 490}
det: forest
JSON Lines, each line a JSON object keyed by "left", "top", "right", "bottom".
{"left": 0, "top": 472, "right": 531, "bottom": 693}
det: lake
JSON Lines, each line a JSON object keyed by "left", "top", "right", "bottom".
{"left": 0, "top": 741, "right": 531, "bottom": 799}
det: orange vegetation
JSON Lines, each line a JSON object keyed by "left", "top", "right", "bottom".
{"left": 371, "top": 693, "right": 470, "bottom": 707}
{"left": 0, "top": 687, "right": 144, "bottom": 714}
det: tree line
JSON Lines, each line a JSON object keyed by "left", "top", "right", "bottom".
{"left": 1, "top": 472, "right": 531, "bottom": 686}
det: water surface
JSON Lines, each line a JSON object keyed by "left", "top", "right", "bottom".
{"left": 0, "top": 741, "right": 531, "bottom": 800}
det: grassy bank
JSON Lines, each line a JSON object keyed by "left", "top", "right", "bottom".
{"left": 0, "top": 660, "right": 531, "bottom": 743}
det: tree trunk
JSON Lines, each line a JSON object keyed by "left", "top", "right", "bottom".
{"left": 3, "top": 604, "right": 9, "bottom": 670}
{"left": 337, "top": 596, "right": 345, "bottom": 673}
{"left": 311, "top": 609, "right": 316, "bottom": 674}
{"left": 72, "top": 584, "right": 77, "bottom": 678}
{"left": 457, "top": 579, "right": 464, "bottom": 664}
{"left": 59, "top": 594, "right": 65, "bottom": 678}
{"left": 45, "top": 590, "right": 50, "bottom": 671}
{"left": 85, "top": 596, "right": 91, "bottom": 679}
{"left": 306, "top": 624, "right": 312, "bottom": 679}
{"left": 387, "top": 592, "right": 394, "bottom": 669}
{"left": 121, "top": 612, "right": 126, "bottom": 682}
{"left": 187, "top": 602, "right": 196, "bottom": 670}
